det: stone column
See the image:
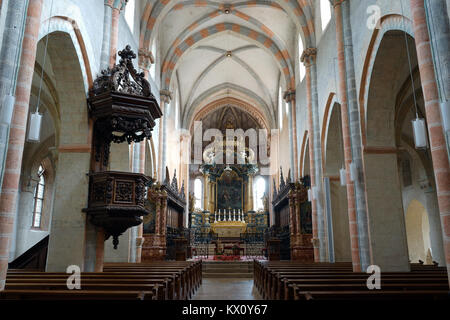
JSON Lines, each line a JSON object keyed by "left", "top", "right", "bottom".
{"left": 301, "top": 48, "right": 327, "bottom": 262}
{"left": 331, "top": 0, "right": 364, "bottom": 271}
{"left": 0, "top": 0, "right": 42, "bottom": 291}
{"left": 158, "top": 90, "right": 171, "bottom": 182}
{"left": 284, "top": 90, "right": 298, "bottom": 181}
{"left": 99, "top": 1, "right": 112, "bottom": 70}
{"left": 425, "top": 0, "right": 450, "bottom": 153}
{"left": 100, "top": 0, "right": 126, "bottom": 69}
{"left": 423, "top": 184, "right": 445, "bottom": 265}
{"left": 0, "top": 0, "right": 28, "bottom": 106}
{"left": 410, "top": 0, "right": 450, "bottom": 283}
{"left": 109, "top": 0, "right": 126, "bottom": 68}
{"left": 340, "top": 0, "right": 371, "bottom": 272}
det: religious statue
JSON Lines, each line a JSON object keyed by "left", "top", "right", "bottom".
{"left": 189, "top": 192, "right": 195, "bottom": 211}
{"left": 262, "top": 193, "right": 269, "bottom": 212}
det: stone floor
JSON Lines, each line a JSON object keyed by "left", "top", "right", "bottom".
{"left": 192, "top": 278, "right": 262, "bottom": 300}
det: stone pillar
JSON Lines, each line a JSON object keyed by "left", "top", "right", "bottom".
{"left": 158, "top": 90, "right": 171, "bottom": 182}
{"left": 301, "top": 48, "right": 327, "bottom": 262}
{"left": 109, "top": 0, "right": 126, "bottom": 68}
{"left": 423, "top": 184, "right": 445, "bottom": 265}
{"left": 425, "top": 0, "right": 450, "bottom": 153}
{"left": 0, "top": 0, "right": 42, "bottom": 291}
{"left": 340, "top": 0, "right": 371, "bottom": 272}
{"left": 410, "top": 0, "right": 450, "bottom": 283}
{"left": 331, "top": 0, "right": 363, "bottom": 271}
{"left": 99, "top": 2, "right": 112, "bottom": 70}
{"left": 284, "top": 90, "right": 298, "bottom": 181}
{"left": 0, "top": 0, "right": 29, "bottom": 101}
{"left": 100, "top": 0, "right": 126, "bottom": 69}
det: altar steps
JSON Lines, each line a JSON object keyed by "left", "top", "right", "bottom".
{"left": 202, "top": 261, "right": 253, "bottom": 278}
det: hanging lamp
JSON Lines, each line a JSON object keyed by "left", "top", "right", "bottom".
{"left": 27, "top": 0, "right": 54, "bottom": 142}
{"left": 400, "top": 1, "right": 428, "bottom": 150}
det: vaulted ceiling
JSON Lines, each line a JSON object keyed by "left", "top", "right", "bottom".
{"left": 139, "top": 0, "right": 316, "bottom": 129}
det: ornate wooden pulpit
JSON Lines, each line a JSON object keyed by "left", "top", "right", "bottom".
{"left": 86, "top": 45, "right": 161, "bottom": 249}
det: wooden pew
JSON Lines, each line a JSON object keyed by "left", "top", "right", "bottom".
{"left": 0, "top": 289, "right": 155, "bottom": 300}
{"left": 253, "top": 260, "right": 450, "bottom": 300}
{"left": 3, "top": 260, "right": 202, "bottom": 301}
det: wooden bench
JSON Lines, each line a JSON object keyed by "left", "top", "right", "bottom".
{"left": 2, "top": 260, "right": 202, "bottom": 301}
{"left": 0, "top": 289, "right": 155, "bottom": 300}
{"left": 253, "top": 260, "right": 450, "bottom": 300}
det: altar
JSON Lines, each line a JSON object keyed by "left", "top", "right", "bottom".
{"left": 211, "top": 220, "right": 247, "bottom": 238}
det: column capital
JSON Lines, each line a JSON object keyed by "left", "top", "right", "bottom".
{"left": 300, "top": 47, "right": 317, "bottom": 67}
{"left": 138, "top": 48, "right": 154, "bottom": 71}
{"left": 180, "top": 131, "right": 191, "bottom": 140}
{"left": 283, "top": 89, "right": 296, "bottom": 102}
{"left": 105, "top": 0, "right": 128, "bottom": 11}
{"left": 160, "top": 90, "right": 173, "bottom": 103}
{"left": 329, "top": 0, "right": 345, "bottom": 7}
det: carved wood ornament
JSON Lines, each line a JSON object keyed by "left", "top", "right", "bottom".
{"left": 85, "top": 45, "right": 162, "bottom": 249}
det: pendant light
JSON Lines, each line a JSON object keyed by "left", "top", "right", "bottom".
{"left": 400, "top": 1, "right": 428, "bottom": 149}
{"left": 28, "top": 0, "right": 54, "bottom": 142}
{"left": 349, "top": 162, "right": 357, "bottom": 182}
{"left": 339, "top": 167, "right": 347, "bottom": 186}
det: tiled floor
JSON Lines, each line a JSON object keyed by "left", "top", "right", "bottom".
{"left": 192, "top": 278, "right": 262, "bottom": 300}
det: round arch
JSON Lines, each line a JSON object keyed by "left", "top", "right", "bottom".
{"left": 189, "top": 96, "right": 270, "bottom": 134}
{"left": 358, "top": 14, "right": 414, "bottom": 146}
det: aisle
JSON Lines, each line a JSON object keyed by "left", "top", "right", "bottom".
{"left": 192, "top": 278, "right": 261, "bottom": 300}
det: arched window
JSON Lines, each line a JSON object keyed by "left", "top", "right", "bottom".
{"left": 254, "top": 176, "right": 266, "bottom": 211}
{"left": 278, "top": 87, "right": 283, "bottom": 130}
{"left": 194, "top": 178, "right": 203, "bottom": 210}
{"left": 320, "top": 0, "right": 332, "bottom": 31}
{"left": 125, "top": 0, "right": 136, "bottom": 33}
{"left": 298, "top": 35, "right": 306, "bottom": 81}
{"left": 32, "top": 165, "right": 45, "bottom": 228}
